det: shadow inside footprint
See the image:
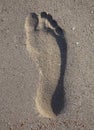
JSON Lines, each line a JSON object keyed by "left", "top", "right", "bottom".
{"left": 45, "top": 16, "right": 67, "bottom": 115}
{"left": 51, "top": 30, "right": 67, "bottom": 115}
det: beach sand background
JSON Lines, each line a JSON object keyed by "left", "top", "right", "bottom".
{"left": 0, "top": 0, "right": 94, "bottom": 129}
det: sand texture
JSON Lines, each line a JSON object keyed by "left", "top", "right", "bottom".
{"left": 0, "top": 0, "right": 94, "bottom": 130}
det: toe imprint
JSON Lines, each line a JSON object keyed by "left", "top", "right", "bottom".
{"left": 25, "top": 12, "right": 67, "bottom": 118}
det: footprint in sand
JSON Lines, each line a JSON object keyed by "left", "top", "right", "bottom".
{"left": 25, "top": 12, "right": 67, "bottom": 118}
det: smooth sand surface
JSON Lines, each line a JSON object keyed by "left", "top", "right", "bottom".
{"left": 0, "top": 0, "right": 94, "bottom": 130}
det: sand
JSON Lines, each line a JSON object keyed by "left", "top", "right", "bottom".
{"left": 0, "top": 0, "right": 94, "bottom": 130}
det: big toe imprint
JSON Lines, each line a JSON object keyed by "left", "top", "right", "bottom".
{"left": 25, "top": 12, "right": 67, "bottom": 118}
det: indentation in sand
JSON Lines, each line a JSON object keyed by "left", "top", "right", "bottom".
{"left": 25, "top": 12, "right": 67, "bottom": 118}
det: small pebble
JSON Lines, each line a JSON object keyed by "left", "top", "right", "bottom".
{"left": 76, "top": 42, "right": 79, "bottom": 45}
{"left": 72, "top": 27, "right": 75, "bottom": 31}
{"left": 90, "top": 10, "right": 94, "bottom": 14}
{"left": 89, "top": 24, "right": 93, "bottom": 27}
